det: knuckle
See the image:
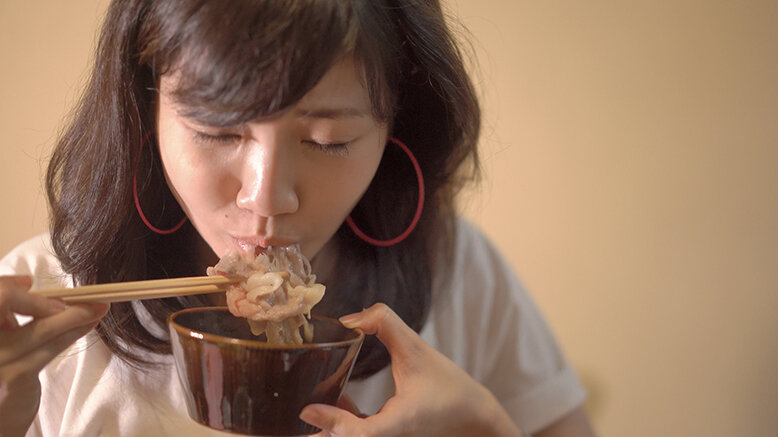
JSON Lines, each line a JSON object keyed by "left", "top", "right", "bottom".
{"left": 373, "top": 303, "right": 394, "bottom": 322}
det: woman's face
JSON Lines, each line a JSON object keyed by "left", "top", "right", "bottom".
{"left": 156, "top": 58, "right": 388, "bottom": 260}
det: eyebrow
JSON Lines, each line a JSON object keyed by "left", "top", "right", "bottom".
{"left": 294, "top": 107, "right": 369, "bottom": 120}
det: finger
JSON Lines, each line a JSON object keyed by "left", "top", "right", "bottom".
{"left": 0, "top": 275, "right": 31, "bottom": 291}
{"left": 0, "top": 275, "right": 66, "bottom": 320}
{"left": 0, "top": 279, "right": 28, "bottom": 329}
{"left": 302, "top": 403, "right": 402, "bottom": 437}
{"left": 339, "top": 303, "right": 423, "bottom": 360}
{"left": 0, "top": 303, "right": 109, "bottom": 366}
{"left": 300, "top": 404, "right": 373, "bottom": 437}
{"left": 1, "top": 312, "right": 20, "bottom": 330}
{"left": 4, "top": 318, "right": 101, "bottom": 374}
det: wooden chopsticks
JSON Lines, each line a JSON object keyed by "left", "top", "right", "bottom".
{"left": 30, "top": 275, "right": 239, "bottom": 303}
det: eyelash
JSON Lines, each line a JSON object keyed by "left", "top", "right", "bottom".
{"left": 192, "top": 131, "right": 241, "bottom": 144}
{"left": 302, "top": 140, "right": 351, "bottom": 156}
{"left": 192, "top": 130, "right": 351, "bottom": 156}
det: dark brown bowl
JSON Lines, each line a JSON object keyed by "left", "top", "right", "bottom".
{"left": 168, "top": 307, "right": 364, "bottom": 436}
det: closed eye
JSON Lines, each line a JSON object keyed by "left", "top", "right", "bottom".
{"left": 302, "top": 140, "right": 350, "bottom": 156}
{"left": 192, "top": 131, "right": 242, "bottom": 144}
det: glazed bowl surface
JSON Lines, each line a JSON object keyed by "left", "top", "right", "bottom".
{"left": 168, "top": 306, "right": 364, "bottom": 436}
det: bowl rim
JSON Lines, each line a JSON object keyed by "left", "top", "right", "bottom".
{"left": 168, "top": 306, "right": 364, "bottom": 350}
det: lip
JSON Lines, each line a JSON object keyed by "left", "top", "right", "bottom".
{"left": 232, "top": 236, "right": 297, "bottom": 251}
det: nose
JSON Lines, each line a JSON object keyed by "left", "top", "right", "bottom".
{"left": 235, "top": 138, "right": 299, "bottom": 217}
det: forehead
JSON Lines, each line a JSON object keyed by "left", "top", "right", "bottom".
{"left": 296, "top": 57, "right": 371, "bottom": 112}
{"left": 160, "top": 57, "right": 372, "bottom": 120}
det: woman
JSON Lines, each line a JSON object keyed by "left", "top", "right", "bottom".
{"left": 0, "top": 0, "right": 594, "bottom": 436}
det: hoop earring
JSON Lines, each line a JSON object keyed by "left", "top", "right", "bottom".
{"left": 133, "top": 133, "right": 188, "bottom": 235}
{"left": 345, "top": 137, "right": 425, "bottom": 247}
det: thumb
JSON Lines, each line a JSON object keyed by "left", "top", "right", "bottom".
{"left": 339, "top": 303, "right": 423, "bottom": 362}
{"left": 300, "top": 403, "right": 365, "bottom": 436}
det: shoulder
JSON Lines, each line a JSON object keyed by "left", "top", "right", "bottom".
{"left": 436, "top": 217, "right": 524, "bottom": 309}
{"left": 0, "top": 233, "right": 72, "bottom": 289}
{"left": 427, "top": 217, "right": 530, "bottom": 366}
{"left": 433, "top": 219, "right": 561, "bottom": 359}
{"left": 427, "top": 218, "right": 587, "bottom": 434}
{"left": 451, "top": 218, "right": 507, "bottom": 272}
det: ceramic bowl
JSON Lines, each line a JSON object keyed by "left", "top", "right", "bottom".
{"left": 168, "top": 306, "right": 364, "bottom": 436}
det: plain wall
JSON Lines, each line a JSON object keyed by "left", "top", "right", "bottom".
{"left": 1, "top": 1, "right": 776, "bottom": 436}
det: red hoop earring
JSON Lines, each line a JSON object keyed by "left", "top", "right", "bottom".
{"left": 345, "top": 137, "right": 425, "bottom": 247}
{"left": 133, "top": 133, "right": 188, "bottom": 235}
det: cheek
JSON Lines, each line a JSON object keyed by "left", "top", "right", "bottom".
{"left": 300, "top": 147, "right": 383, "bottom": 225}
{"left": 158, "top": 143, "right": 238, "bottom": 220}
{"left": 329, "top": 165, "right": 374, "bottom": 206}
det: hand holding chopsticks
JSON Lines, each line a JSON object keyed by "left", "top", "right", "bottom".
{"left": 30, "top": 275, "right": 238, "bottom": 303}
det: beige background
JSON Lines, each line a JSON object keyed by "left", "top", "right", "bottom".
{"left": 1, "top": 1, "right": 776, "bottom": 436}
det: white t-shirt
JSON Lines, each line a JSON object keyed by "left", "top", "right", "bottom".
{"left": 0, "top": 220, "right": 585, "bottom": 436}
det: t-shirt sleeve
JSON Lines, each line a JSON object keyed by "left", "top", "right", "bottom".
{"left": 480, "top": 269, "right": 586, "bottom": 433}
{"left": 442, "top": 220, "right": 586, "bottom": 434}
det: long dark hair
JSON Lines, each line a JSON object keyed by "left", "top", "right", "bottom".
{"left": 46, "top": 0, "right": 480, "bottom": 379}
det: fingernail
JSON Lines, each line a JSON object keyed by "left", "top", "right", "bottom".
{"left": 338, "top": 313, "right": 361, "bottom": 328}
